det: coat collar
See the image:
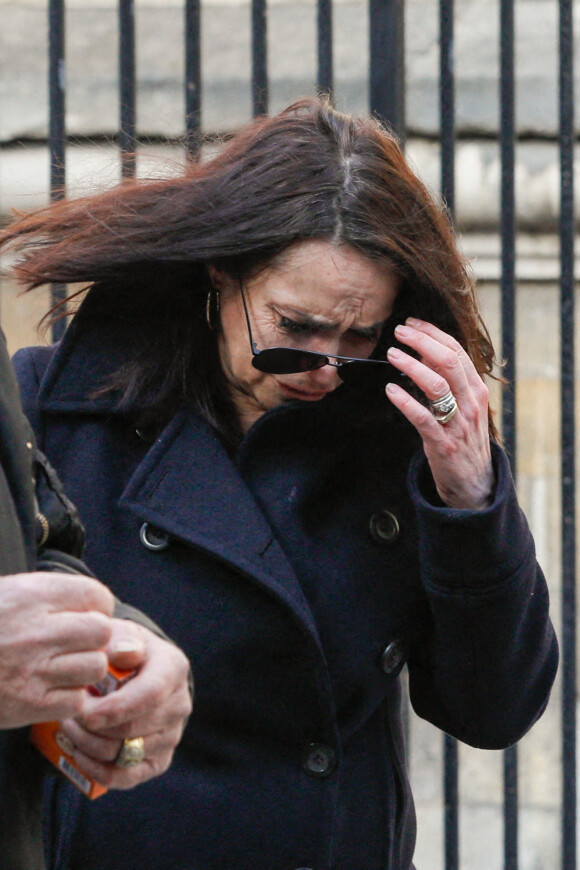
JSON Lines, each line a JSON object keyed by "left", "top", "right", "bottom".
{"left": 119, "top": 407, "right": 325, "bottom": 638}
{"left": 37, "top": 287, "right": 147, "bottom": 415}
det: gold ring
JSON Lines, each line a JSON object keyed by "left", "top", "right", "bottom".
{"left": 115, "top": 737, "right": 145, "bottom": 768}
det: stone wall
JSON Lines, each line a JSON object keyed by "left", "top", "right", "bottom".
{"left": 1, "top": 0, "right": 579, "bottom": 228}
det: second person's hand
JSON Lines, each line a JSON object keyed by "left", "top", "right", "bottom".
{"left": 59, "top": 619, "right": 193, "bottom": 790}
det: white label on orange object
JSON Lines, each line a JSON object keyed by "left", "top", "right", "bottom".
{"left": 58, "top": 756, "right": 92, "bottom": 796}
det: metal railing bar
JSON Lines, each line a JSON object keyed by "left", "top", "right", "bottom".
{"left": 443, "top": 733, "right": 459, "bottom": 870}
{"left": 369, "top": 0, "right": 405, "bottom": 140}
{"left": 499, "top": 2, "right": 518, "bottom": 864}
{"left": 499, "top": 0, "right": 516, "bottom": 459}
{"left": 559, "top": 0, "right": 576, "bottom": 867}
{"left": 251, "top": 0, "right": 268, "bottom": 117}
{"left": 317, "top": 0, "right": 333, "bottom": 97}
{"left": 49, "top": 0, "right": 65, "bottom": 197}
{"left": 439, "top": 2, "right": 458, "bottom": 867}
{"left": 119, "top": 0, "right": 136, "bottom": 178}
{"left": 185, "top": 0, "right": 202, "bottom": 159}
{"left": 48, "top": 0, "right": 66, "bottom": 343}
{"left": 440, "top": 0, "right": 454, "bottom": 216}
{"left": 503, "top": 746, "right": 518, "bottom": 870}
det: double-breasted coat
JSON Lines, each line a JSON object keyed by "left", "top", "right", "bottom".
{"left": 14, "top": 291, "right": 558, "bottom": 870}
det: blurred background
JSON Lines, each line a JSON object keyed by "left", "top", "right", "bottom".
{"left": 0, "top": 1, "right": 579, "bottom": 867}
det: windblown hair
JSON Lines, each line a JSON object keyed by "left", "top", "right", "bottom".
{"left": 1, "top": 96, "right": 497, "bottom": 443}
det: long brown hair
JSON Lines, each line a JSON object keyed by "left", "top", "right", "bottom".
{"left": 1, "top": 97, "right": 497, "bottom": 443}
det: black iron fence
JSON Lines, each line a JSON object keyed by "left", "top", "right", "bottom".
{"left": 5, "top": 0, "right": 577, "bottom": 866}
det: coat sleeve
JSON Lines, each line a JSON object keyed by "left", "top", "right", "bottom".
{"left": 405, "top": 442, "right": 559, "bottom": 749}
{"left": 14, "top": 345, "right": 174, "bottom": 643}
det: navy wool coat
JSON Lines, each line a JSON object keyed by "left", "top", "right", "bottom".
{"left": 14, "top": 296, "right": 558, "bottom": 870}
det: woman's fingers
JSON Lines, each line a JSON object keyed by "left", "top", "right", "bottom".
{"left": 386, "top": 345, "right": 457, "bottom": 408}
{"left": 384, "top": 381, "right": 446, "bottom": 437}
{"left": 385, "top": 317, "right": 494, "bottom": 511}
{"left": 401, "top": 317, "right": 485, "bottom": 391}
{"left": 389, "top": 325, "right": 467, "bottom": 403}
{"left": 388, "top": 319, "right": 490, "bottom": 417}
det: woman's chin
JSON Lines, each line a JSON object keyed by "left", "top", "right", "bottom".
{"left": 277, "top": 382, "right": 332, "bottom": 402}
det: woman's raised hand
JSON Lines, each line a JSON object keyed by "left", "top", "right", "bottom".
{"left": 385, "top": 317, "right": 494, "bottom": 511}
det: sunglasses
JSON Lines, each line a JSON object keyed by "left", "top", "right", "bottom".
{"left": 239, "top": 281, "right": 394, "bottom": 385}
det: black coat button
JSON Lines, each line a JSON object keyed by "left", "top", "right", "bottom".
{"left": 302, "top": 743, "right": 336, "bottom": 778}
{"left": 369, "top": 509, "right": 400, "bottom": 545}
{"left": 381, "top": 640, "right": 406, "bottom": 674}
{"left": 139, "top": 522, "right": 170, "bottom": 551}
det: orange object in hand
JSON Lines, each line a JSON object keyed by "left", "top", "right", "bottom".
{"left": 30, "top": 662, "right": 136, "bottom": 799}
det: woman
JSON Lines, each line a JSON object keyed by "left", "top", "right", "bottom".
{"left": 4, "top": 98, "right": 557, "bottom": 870}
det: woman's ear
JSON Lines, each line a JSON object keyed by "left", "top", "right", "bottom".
{"left": 207, "top": 264, "right": 226, "bottom": 289}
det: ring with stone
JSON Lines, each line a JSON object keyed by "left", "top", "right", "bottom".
{"left": 115, "top": 736, "right": 145, "bottom": 768}
{"left": 429, "top": 390, "right": 458, "bottom": 424}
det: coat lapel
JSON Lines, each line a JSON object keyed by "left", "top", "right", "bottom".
{"left": 119, "top": 408, "right": 320, "bottom": 636}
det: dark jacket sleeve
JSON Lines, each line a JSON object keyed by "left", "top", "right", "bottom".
{"left": 405, "top": 442, "right": 559, "bottom": 749}
{"left": 0, "top": 333, "right": 37, "bottom": 573}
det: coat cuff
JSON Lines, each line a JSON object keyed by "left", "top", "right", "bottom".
{"left": 407, "top": 442, "right": 535, "bottom": 589}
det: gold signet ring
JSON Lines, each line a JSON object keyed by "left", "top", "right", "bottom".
{"left": 115, "top": 736, "right": 145, "bottom": 768}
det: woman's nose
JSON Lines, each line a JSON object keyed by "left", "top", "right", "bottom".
{"left": 304, "top": 361, "right": 341, "bottom": 390}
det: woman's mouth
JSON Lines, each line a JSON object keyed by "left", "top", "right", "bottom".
{"left": 278, "top": 382, "right": 331, "bottom": 402}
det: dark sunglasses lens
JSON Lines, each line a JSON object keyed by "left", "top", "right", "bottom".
{"left": 337, "top": 360, "right": 392, "bottom": 385}
{"left": 252, "top": 348, "right": 328, "bottom": 375}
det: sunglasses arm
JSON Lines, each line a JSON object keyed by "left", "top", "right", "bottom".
{"left": 238, "top": 280, "right": 261, "bottom": 356}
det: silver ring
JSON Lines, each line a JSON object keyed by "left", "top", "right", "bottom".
{"left": 429, "top": 390, "right": 458, "bottom": 424}
{"left": 115, "top": 737, "right": 145, "bottom": 768}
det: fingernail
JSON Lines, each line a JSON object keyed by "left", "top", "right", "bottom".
{"left": 406, "top": 317, "right": 421, "bottom": 326}
{"left": 385, "top": 382, "right": 397, "bottom": 394}
{"left": 111, "top": 641, "right": 140, "bottom": 653}
{"left": 387, "top": 347, "right": 402, "bottom": 360}
{"left": 394, "top": 324, "right": 410, "bottom": 337}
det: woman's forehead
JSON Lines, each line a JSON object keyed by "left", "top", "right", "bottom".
{"left": 252, "top": 240, "right": 399, "bottom": 319}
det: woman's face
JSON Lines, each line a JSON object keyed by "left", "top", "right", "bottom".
{"left": 213, "top": 240, "right": 400, "bottom": 434}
